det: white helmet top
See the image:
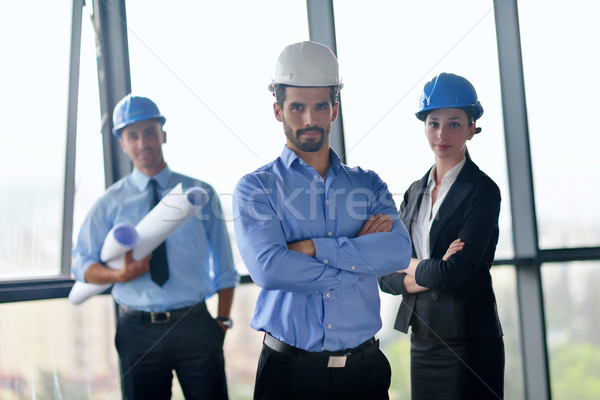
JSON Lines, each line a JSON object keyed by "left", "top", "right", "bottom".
{"left": 268, "top": 41, "right": 343, "bottom": 92}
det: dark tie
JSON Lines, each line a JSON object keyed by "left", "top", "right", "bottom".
{"left": 148, "top": 179, "right": 169, "bottom": 286}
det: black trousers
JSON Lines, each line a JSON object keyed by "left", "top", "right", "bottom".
{"left": 254, "top": 335, "right": 391, "bottom": 400}
{"left": 411, "top": 336, "right": 505, "bottom": 400}
{"left": 115, "top": 302, "right": 228, "bottom": 400}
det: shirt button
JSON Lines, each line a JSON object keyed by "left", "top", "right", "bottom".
{"left": 326, "top": 200, "right": 330, "bottom": 205}
{"left": 323, "top": 259, "right": 329, "bottom": 264}
{"left": 431, "top": 293, "right": 439, "bottom": 301}
{"left": 326, "top": 293, "right": 331, "bottom": 298}
{"left": 351, "top": 266, "right": 357, "bottom": 270}
{"left": 327, "top": 324, "right": 332, "bottom": 329}
{"left": 313, "top": 175, "right": 318, "bottom": 180}
{"left": 328, "top": 231, "right": 333, "bottom": 236}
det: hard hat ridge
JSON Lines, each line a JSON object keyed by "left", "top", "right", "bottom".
{"left": 269, "top": 41, "right": 343, "bottom": 92}
{"left": 112, "top": 94, "right": 166, "bottom": 137}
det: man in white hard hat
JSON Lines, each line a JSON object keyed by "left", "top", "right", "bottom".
{"left": 71, "top": 95, "right": 238, "bottom": 399}
{"left": 233, "top": 41, "right": 412, "bottom": 399}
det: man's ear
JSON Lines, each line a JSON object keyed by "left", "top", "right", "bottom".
{"left": 162, "top": 130, "right": 167, "bottom": 144}
{"left": 119, "top": 138, "right": 126, "bottom": 152}
{"left": 331, "top": 102, "right": 339, "bottom": 122}
{"left": 273, "top": 102, "right": 283, "bottom": 122}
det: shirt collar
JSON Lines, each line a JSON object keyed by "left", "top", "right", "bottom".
{"left": 427, "top": 157, "right": 466, "bottom": 189}
{"left": 280, "top": 145, "right": 342, "bottom": 173}
{"left": 131, "top": 164, "right": 172, "bottom": 191}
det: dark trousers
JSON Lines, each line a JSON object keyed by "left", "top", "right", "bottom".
{"left": 115, "top": 303, "right": 228, "bottom": 400}
{"left": 254, "top": 335, "right": 391, "bottom": 400}
{"left": 411, "top": 336, "right": 505, "bottom": 400}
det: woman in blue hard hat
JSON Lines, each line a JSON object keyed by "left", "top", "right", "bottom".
{"left": 379, "top": 73, "right": 504, "bottom": 399}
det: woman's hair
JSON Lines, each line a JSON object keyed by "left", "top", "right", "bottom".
{"left": 461, "top": 106, "right": 482, "bottom": 135}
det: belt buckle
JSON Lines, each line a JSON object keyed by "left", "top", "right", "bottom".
{"left": 150, "top": 311, "right": 170, "bottom": 324}
{"left": 327, "top": 355, "right": 347, "bottom": 368}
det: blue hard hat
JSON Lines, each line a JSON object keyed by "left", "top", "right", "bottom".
{"left": 112, "top": 94, "right": 166, "bottom": 137}
{"left": 416, "top": 73, "right": 483, "bottom": 121}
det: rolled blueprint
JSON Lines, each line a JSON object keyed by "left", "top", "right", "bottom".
{"left": 68, "top": 223, "right": 138, "bottom": 305}
{"left": 68, "top": 183, "right": 210, "bottom": 305}
{"left": 131, "top": 184, "right": 209, "bottom": 259}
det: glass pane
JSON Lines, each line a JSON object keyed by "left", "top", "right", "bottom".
{"left": 492, "top": 265, "right": 524, "bottom": 399}
{"left": 125, "top": 0, "right": 309, "bottom": 275}
{"left": 0, "top": 284, "right": 263, "bottom": 400}
{"left": 72, "top": 5, "right": 105, "bottom": 252}
{"left": 542, "top": 262, "right": 600, "bottom": 400}
{"left": 0, "top": 296, "right": 120, "bottom": 399}
{"left": 519, "top": 1, "right": 600, "bottom": 249}
{"left": 0, "top": 1, "right": 72, "bottom": 279}
{"left": 333, "top": 0, "right": 513, "bottom": 260}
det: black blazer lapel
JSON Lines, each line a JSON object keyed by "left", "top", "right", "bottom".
{"left": 429, "top": 159, "right": 478, "bottom": 253}
{"left": 402, "top": 171, "right": 430, "bottom": 234}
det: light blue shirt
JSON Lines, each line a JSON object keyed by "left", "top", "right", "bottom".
{"left": 233, "top": 146, "right": 411, "bottom": 352}
{"left": 72, "top": 165, "right": 238, "bottom": 312}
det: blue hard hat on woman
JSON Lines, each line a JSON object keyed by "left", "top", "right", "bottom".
{"left": 112, "top": 94, "right": 166, "bottom": 137}
{"left": 416, "top": 73, "right": 484, "bottom": 122}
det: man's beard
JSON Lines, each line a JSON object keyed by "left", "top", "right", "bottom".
{"left": 284, "top": 122, "right": 330, "bottom": 153}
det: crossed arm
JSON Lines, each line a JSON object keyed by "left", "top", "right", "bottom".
{"left": 288, "top": 213, "right": 394, "bottom": 256}
{"left": 401, "top": 238, "right": 466, "bottom": 293}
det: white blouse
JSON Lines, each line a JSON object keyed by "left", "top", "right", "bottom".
{"left": 411, "top": 157, "right": 466, "bottom": 260}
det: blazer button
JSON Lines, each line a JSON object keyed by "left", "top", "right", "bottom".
{"left": 430, "top": 293, "right": 439, "bottom": 301}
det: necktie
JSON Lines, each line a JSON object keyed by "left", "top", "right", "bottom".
{"left": 148, "top": 179, "right": 169, "bottom": 286}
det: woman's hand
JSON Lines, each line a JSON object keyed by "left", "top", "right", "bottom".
{"left": 443, "top": 238, "right": 465, "bottom": 261}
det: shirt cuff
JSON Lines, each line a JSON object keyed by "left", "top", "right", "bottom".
{"left": 312, "top": 237, "right": 339, "bottom": 268}
{"left": 75, "top": 259, "right": 98, "bottom": 283}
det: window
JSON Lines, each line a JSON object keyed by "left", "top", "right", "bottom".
{"left": 542, "top": 261, "right": 600, "bottom": 400}
{"left": 0, "top": 1, "right": 72, "bottom": 279}
{"left": 519, "top": 1, "right": 600, "bottom": 249}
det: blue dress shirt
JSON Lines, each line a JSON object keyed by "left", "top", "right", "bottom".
{"left": 72, "top": 165, "right": 238, "bottom": 312}
{"left": 233, "top": 146, "right": 411, "bottom": 352}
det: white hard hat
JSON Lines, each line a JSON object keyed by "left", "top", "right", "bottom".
{"left": 268, "top": 41, "right": 343, "bottom": 92}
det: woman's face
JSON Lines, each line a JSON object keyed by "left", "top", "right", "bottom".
{"left": 424, "top": 108, "right": 475, "bottom": 163}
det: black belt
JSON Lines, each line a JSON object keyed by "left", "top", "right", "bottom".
{"left": 118, "top": 302, "right": 206, "bottom": 324}
{"left": 263, "top": 333, "right": 378, "bottom": 367}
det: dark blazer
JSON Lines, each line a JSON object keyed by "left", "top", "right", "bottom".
{"left": 379, "top": 158, "right": 503, "bottom": 339}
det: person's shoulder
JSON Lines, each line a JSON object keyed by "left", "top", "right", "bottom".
{"left": 235, "top": 159, "right": 282, "bottom": 187}
{"left": 171, "top": 171, "right": 215, "bottom": 193}
{"left": 466, "top": 160, "right": 500, "bottom": 197}
{"left": 339, "top": 162, "right": 381, "bottom": 180}
{"left": 101, "top": 175, "right": 132, "bottom": 200}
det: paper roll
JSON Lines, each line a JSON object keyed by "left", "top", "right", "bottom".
{"left": 131, "top": 184, "right": 209, "bottom": 259}
{"left": 68, "top": 223, "right": 138, "bottom": 305}
{"left": 68, "top": 183, "right": 209, "bottom": 305}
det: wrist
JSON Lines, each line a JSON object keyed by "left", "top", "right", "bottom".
{"left": 216, "top": 316, "right": 233, "bottom": 329}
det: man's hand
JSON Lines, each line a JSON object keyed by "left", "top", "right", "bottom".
{"left": 442, "top": 239, "right": 465, "bottom": 261}
{"left": 288, "top": 239, "right": 316, "bottom": 257}
{"left": 357, "top": 213, "right": 393, "bottom": 237}
{"left": 116, "top": 250, "right": 152, "bottom": 282}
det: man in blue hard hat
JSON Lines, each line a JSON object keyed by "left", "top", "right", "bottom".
{"left": 71, "top": 94, "right": 238, "bottom": 399}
